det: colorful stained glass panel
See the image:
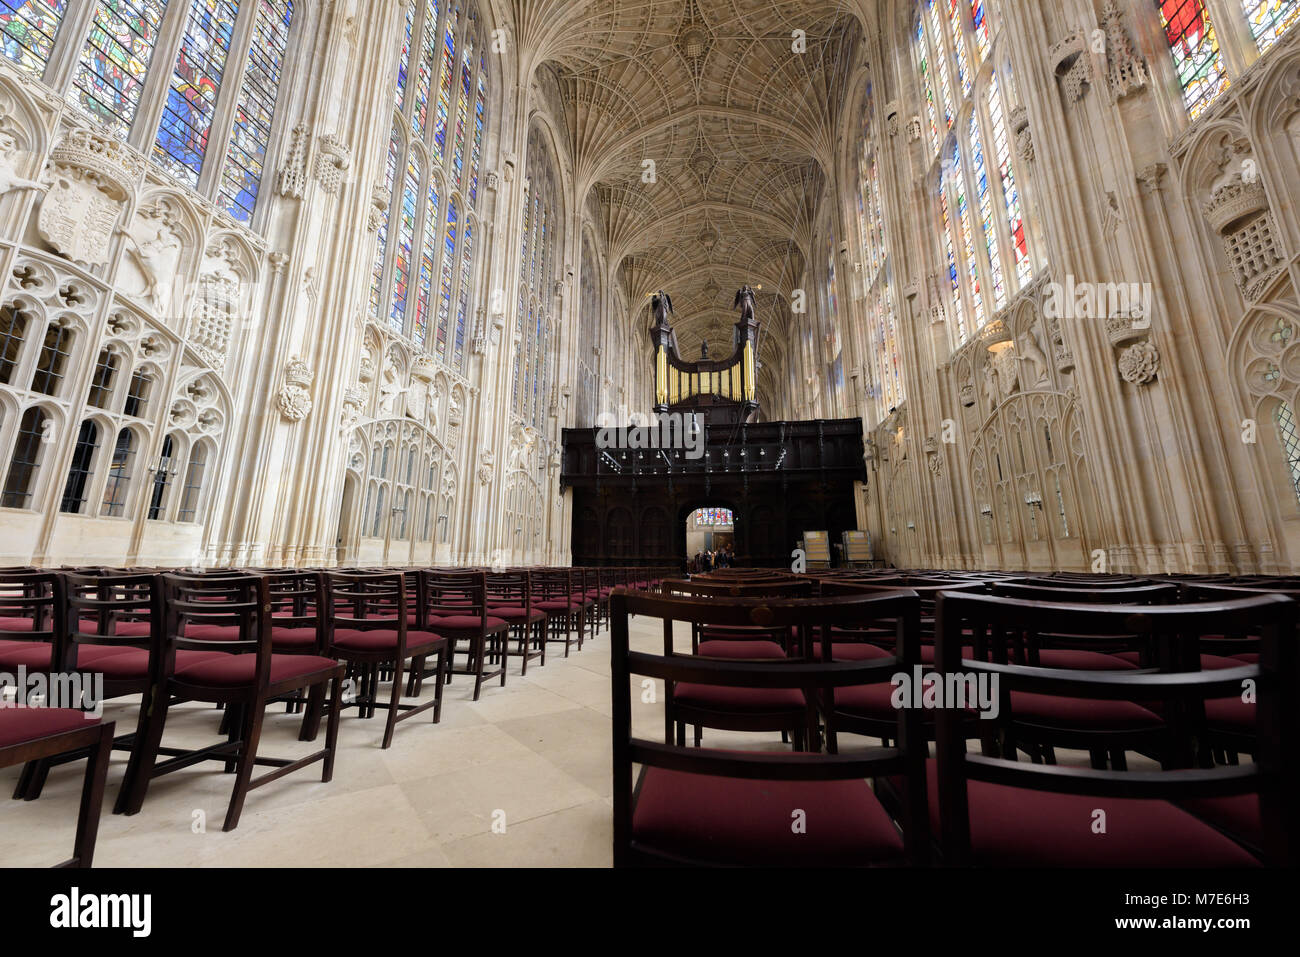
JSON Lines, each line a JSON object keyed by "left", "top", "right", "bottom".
{"left": 154, "top": 0, "right": 239, "bottom": 186}
{"left": 70, "top": 0, "right": 168, "bottom": 135}
{"left": 0, "top": 0, "right": 66, "bottom": 76}
{"left": 219, "top": 0, "right": 294, "bottom": 223}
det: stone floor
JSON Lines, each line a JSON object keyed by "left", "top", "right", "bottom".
{"left": 1, "top": 615, "right": 794, "bottom": 867}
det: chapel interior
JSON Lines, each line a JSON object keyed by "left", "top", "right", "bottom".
{"left": 1, "top": 0, "right": 1300, "bottom": 874}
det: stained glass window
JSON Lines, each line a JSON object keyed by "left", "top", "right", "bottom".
{"left": 971, "top": 0, "right": 990, "bottom": 60}
{"left": 946, "top": 0, "right": 972, "bottom": 97}
{"left": 414, "top": 176, "right": 439, "bottom": 349}
{"left": 435, "top": 199, "right": 456, "bottom": 357}
{"left": 988, "top": 74, "right": 1030, "bottom": 287}
{"left": 452, "top": 48, "right": 471, "bottom": 186}
{"left": 219, "top": 0, "right": 294, "bottom": 223}
{"left": 970, "top": 111, "right": 1006, "bottom": 309}
{"left": 951, "top": 142, "right": 984, "bottom": 330}
{"left": 412, "top": 0, "right": 435, "bottom": 139}
{"left": 154, "top": 0, "right": 239, "bottom": 186}
{"left": 370, "top": 127, "right": 400, "bottom": 317}
{"left": 916, "top": 19, "right": 940, "bottom": 153}
{"left": 70, "top": 0, "right": 169, "bottom": 135}
{"left": 940, "top": 181, "right": 963, "bottom": 340}
{"left": 390, "top": 151, "right": 420, "bottom": 333}
{"left": 454, "top": 221, "right": 472, "bottom": 367}
{"left": 1156, "top": 0, "right": 1228, "bottom": 119}
{"left": 0, "top": 0, "right": 67, "bottom": 76}
{"left": 395, "top": 0, "right": 413, "bottom": 111}
{"left": 514, "top": 132, "right": 557, "bottom": 427}
{"left": 470, "top": 55, "right": 485, "bottom": 205}
{"left": 433, "top": 7, "right": 456, "bottom": 165}
{"left": 1243, "top": 0, "right": 1300, "bottom": 50}
{"left": 927, "top": 0, "right": 955, "bottom": 130}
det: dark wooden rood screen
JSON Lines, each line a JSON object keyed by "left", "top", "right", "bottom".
{"left": 560, "top": 418, "right": 868, "bottom": 569}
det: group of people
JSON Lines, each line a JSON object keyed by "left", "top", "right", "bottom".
{"left": 691, "top": 544, "right": 734, "bottom": 573}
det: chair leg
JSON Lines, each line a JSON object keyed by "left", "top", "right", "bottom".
{"left": 114, "top": 684, "right": 171, "bottom": 816}
{"left": 69, "top": 726, "right": 113, "bottom": 867}
{"left": 299, "top": 682, "right": 325, "bottom": 742}
{"left": 432, "top": 650, "right": 446, "bottom": 724}
{"left": 14, "top": 756, "right": 51, "bottom": 801}
{"left": 381, "top": 657, "right": 406, "bottom": 749}
{"left": 222, "top": 698, "right": 266, "bottom": 831}
{"left": 322, "top": 676, "right": 342, "bottom": 782}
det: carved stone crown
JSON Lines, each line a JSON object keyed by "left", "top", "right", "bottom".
{"left": 283, "top": 356, "right": 313, "bottom": 388}
{"left": 49, "top": 127, "right": 142, "bottom": 197}
{"left": 1203, "top": 179, "right": 1268, "bottom": 234}
{"left": 411, "top": 354, "right": 436, "bottom": 381}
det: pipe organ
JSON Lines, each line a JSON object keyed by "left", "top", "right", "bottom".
{"left": 648, "top": 287, "right": 761, "bottom": 426}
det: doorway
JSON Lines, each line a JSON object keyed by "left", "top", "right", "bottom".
{"left": 686, "top": 505, "right": 735, "bottom": 571}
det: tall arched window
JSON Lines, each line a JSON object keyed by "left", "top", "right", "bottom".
{"left": 512, "top": 127, "right": 559, "bottom": 429}
{"left": 855, "top": 82, "right": 901, "bottom": 424}
{"left": 1156, "top": 1, "right": 1229, "bottom": 119}
{"left": 60, "top": 420, "right": 100, "bottom": 514}
{"left": 369, "top": 0, "right": 488, "bottom": 372}
{"left": 1243, "top": 1, "right": 1300, "bottom": 50}
{"left": 914, "top": 0, "right": 1034, "bottom": 348}
{"left": 1276, "top": 400, "right": 1300, "bottom": 506}
{"left": 0, "top": 1, "right": 296, "bottom": 227}
{"left": 176, "top": 440, "right": 208, "bottom": 521}
{"left": 576, "top": 236, "right": 601, "bottom": 427}
{"left": 0, "top": 305, "right": 29, "bottom": 385}
{"left": 2, "top": 406, "right": 48, "bottom": 509}
{"left": 101, "top": 427, "right": 136, "bottom": 517}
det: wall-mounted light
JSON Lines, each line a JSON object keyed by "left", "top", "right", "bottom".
{"left": 1024, "top": 492, "right": 1043, "bottom": 509}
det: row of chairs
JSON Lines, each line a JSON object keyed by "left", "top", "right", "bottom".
{"left": 610, "top": 572, "right": 1300, "bottom": 865}
{"left": 0, "top": 563, "right": 670, "bottom": 865}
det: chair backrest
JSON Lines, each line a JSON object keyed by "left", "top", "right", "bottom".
{"left": 158, "top": 573, "right": 271, "bottom": 681}
{"left": 932, "top": 589, "right": 1300, "bottom": 865}
{"left": 0, "top": 570, "right": 66, "bottom": 669}
{"left": 485, "top": 569, "right": 531, "bottom": 611}
{"left": 64, "top": 570, "right": 160, "bottom": 668}
{"left": 264, "top": 570, "right": 325, "bottom": 651}
{"left": 991, "top": 581, "right": 1178, "bottom": 604}
{"left": 660, "top": 577, "right": 814, "bottom": 599}
{"left": 610, "top": 587, "right": 929, "bottom": 866}
{"left": 532, "top": 568, "right": 573, "bottom": 604}
{"left": 323, "top": 570, "right": 409, "bottom": 650}
{"left": 421, "top": 568, "right": 488, "bottom": 624}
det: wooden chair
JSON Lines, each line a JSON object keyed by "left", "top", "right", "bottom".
{"left": 114, "top": 573, "right": 345, "bottom": 829}
{"left": 532, "top": 568, "right": 585, "bottom": 656}
{"left": 423, "top": 569, "right": 507, "bottom": 700}
{"left": 323, "top": 570, "right": 448, "bottom": 745}
{"left": 932, "top": 589, "right": 1299, "bottom": 866}
{"left": 611, "top": 587, "right": 929, "bottom": 866}
{"left": 0, "top": 710, "right": 114, "bottom": 866}
{"left": 486, "top": 570, "right": 546, "bottom": 675}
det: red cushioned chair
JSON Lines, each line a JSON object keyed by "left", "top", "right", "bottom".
{"left": 611, "top": 587, "right": 929, "bottom": 866}
{"left": 422, "top": 568, "right": 507, "bottom": 700}
{"left": 0, "top": 708, "right": 114, "bottom": 866}
{"left": 323, "top": 570, "right": 448, "bottom": 745}
{"left": 486, "top": 569, "right": 545, "bottom": 675}
{"left": 532, "top": 568, "right": 585, "bottom": 656}
{"left": 0, "top": 570, "right": 67, "bottom": 677}
{"left": 931, "top": 589, "right": 1300, "bottom": 866}
{"left": 12, "top": 570, "right": 234, "bottom": 801}
{"left": 114, "top": 573, "right": 345, "bottom": 830}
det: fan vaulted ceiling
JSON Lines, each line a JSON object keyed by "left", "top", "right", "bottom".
{"left": 517, "top": 0, "right": 866, "bottom": 386}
